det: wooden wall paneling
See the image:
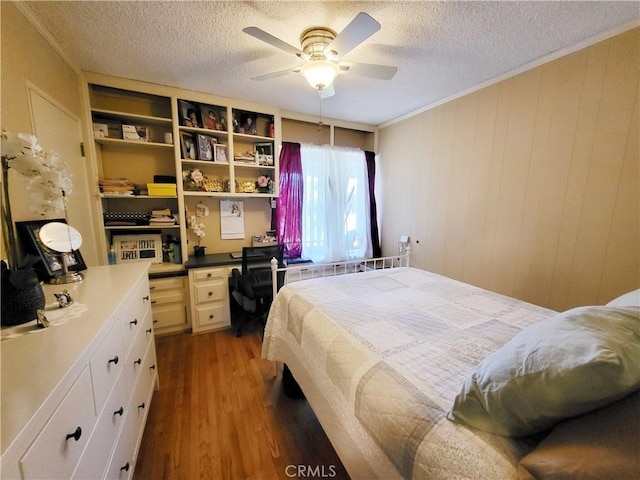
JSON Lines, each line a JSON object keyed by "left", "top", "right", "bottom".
{"left": 524, "top": 49, "right": 588, "bottom": 308}
{"left": 408, "top": 112, "right": 430, "bottom": 266}
{"left": 511, "top": 62, "right": 557, "bottom": 303}
{"left": 489, "top": 68, "right": 540, "bottom": 296}
{"left": 599, "top": 89, "right": 639, "bottom": 303}
{"left": 461, "top": 85, "right": 499, "bottom": 286}
{"left": 481, "top": 79, "right": 513, "bottom": 291}
{"left": 443, "top": 94, "right": 478, "bottom": 279}
{"left": 422, "top": 110, "right": 441, "bottom": 272}
{"left": 566, "top": 30, "right": 640, "bottom": 307}
{"left": 548, "top": 40, "right": 610, "bottom": 309}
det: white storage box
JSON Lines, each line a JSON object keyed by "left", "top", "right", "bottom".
{"left": 113, "top": 234, "right": 162, "bottom": 263}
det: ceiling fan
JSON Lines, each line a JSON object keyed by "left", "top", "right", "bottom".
{"left": 243, "top": 12, "right": 397, "bottom": 98}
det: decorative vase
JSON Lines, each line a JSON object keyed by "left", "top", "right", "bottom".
{"left": 194, "top": 246, "right": 206, "bottom": 257}
{"left": 1, "top": 269, "right": 46, "bottom": 326}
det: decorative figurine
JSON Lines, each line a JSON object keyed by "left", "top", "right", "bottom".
{"left": 54, "top": 290, "right": 74, "bottom": 308}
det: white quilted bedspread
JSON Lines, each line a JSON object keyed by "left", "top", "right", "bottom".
{"left": 262, "top": 267, "right": 555, "bottom": 479}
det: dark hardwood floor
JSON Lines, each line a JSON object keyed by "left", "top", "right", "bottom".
{"left": 134, "top": 322, "right": 349, "bottom": 479}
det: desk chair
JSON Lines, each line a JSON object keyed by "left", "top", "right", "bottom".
{"left": 230, "top": 244, "right": 284, "bottom": 337}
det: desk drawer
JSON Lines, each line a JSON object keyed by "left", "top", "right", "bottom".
{"left": 194, "top": 281, "right": 225, "bottom": 304}
{"left": 195, "top": 303, "right": 226, "bottom": 328}
{"left": 192, "top": 267, "right": 225, "bottom": 282}
{"left": 20, "top": 368, "right": 96, "bottom": 479}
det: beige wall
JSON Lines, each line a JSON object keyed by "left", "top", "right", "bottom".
{"left": 378, "top": 28, "right": 639, "bottom": 311}
{"left": 1, "top": 2, "right": 95, "bottom": 262}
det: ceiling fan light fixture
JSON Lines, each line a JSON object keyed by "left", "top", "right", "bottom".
{"left": 301, "top": 61, "right": 339, "bottom": 90}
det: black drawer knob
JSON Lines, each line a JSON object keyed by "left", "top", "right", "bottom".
{"left": 114, "top": 406, "right": 124, "bottom": 416}
{"left": 207, "top": 273, "right": 212, "bottom": 277}
{"left": 108, "top": 355, "right": 119, "bottom": 365}
{"left": 65, "top": 426, "right": 82, "bottom": 442}
{"left": 130, "top": 319, "right": 138, "bottom": 326}
{"left": 146, "top": 328, "right": 152, "bottom": 334}
{"left": 209, "top": 314, "right": 214, "bottom": 319}
{"left": 134, "top": 358, "right": 142, "bottom": 365}
{"left": 208, "top": 291, "right": 213, "bottom": 296}
{"left": 142, "top": 295, "right": 149, "bottom": 301}
{"left": 121, "top": 462, "right": 130, "bottom": 472}
{"left": 149, "top": 364, "right": 156, "bottom": 370}
{"left": 138, "top": 402, "right": 145, "bottom": 410}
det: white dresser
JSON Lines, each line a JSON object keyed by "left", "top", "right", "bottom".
{"left": 1, "top": 264, "right": 158, "bottom": 479}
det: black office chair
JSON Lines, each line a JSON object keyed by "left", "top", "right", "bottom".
{"left": 229, "top": 244, "right": 285, "bottom": 337}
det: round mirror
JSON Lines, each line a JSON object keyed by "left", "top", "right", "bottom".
{"left": 38, "top": 222, "right": 83, "bottom": 253}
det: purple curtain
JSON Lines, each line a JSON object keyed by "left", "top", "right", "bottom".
{"left": 365, "top": 151, "right": 382, "bottom": 258}
{"left": 276, "top": 142, "right": 303, "bottom": 258}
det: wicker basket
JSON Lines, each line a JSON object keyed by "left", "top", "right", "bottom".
{"left": 1, "top": 276, "right": 46, "bottom": 326}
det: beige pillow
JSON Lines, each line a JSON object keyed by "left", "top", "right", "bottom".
{"left": 518, "top": 390, "right": 640, "bottom": 480}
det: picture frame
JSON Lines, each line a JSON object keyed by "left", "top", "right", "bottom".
{"left": 214, "top": 144, "right": 228, "bottom": 163}
{"left": 178, "top": 99, "right": 202, "bottom": 128}
{"left": 196, "top": 134, "right": 217, "bottom": 161}
{"left": 254, "top": 142, "right": 274, "bottom": 166}
{"left": 238, "top": 112, "right": 257, "bottom": 135}
{"left": 180, "top": 131, "right": 196, "bottom": 159}
{"left": 16, "top": 219, "right": 87, "bottom": 280}
{"left": 199, "top": 105, "right": 226, "bottom": 132}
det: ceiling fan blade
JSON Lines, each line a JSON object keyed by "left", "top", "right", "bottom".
{"left": 341, "top": 62, "right": 397, "bottom": 80}
{"left": 319, "top": 83, "right": 335, "bottom": 99}
{"left": 243, "top": 26, "right": 304, "bottom": 57}
{"left": 250, "top": 67, "right": 297, "bottom": 81}
{"left": 324, "top": 12, "right": 380, "bottom": 59}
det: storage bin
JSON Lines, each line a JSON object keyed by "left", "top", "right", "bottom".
{"left": 147, "top": 183, "right": 177, "bottom": 196}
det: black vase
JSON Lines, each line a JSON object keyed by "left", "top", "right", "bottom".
{"left": 1, "top": 270, "right": 46, "bottom": 326}
{"left": 194, "top": 246, "right": 206, "bottom": 257}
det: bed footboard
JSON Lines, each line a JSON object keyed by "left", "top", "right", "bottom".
{"left": 270, "top": 249, "right": 411, "bottom": 298}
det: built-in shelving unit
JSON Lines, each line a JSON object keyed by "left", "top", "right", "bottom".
{"left": 81, "top": 73, "right": 281, "bottom": 268}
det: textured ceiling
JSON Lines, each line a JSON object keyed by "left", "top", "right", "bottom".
{"left": 22, "top": 1, "right": 640, "bottom": 126}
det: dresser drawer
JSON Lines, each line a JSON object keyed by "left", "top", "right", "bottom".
{"left": 72, "top": 373, "right": 128, "bottom": 480}
{"left": 122, "top": 310, "right": 153, "bottom": 393}
{"left": 194, "top": 280, "right": 226, "bottom": 304}
{"left": 192, "top": 267, "right": 225, "bottom": 282}
{"left": 20, "top": 367, "right": 96, "bottom": 479}
{"left": 120, "top": 279, "right": 151, "bottom": 350}
{"left": 90, "top": 321, "right": 124, "bottom": 413}
{"left": 195, "top": 303, "right": 227, "bottom": 328}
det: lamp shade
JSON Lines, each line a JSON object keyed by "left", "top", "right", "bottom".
{"left": 301, "top": 61, "right": 339, "bottom": 90}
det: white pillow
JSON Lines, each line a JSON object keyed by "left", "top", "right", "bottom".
{"left": 448, "top": 306, "right": 640, "bottom": 436}
{"left": 607, "top": 289, "right": 640, "bottom": 307}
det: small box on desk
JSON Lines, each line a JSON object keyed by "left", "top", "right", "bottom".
{"left": 147, "top": 183, "right": 177, "bottom": 196}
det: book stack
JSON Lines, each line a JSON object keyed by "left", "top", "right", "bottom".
{"left": 100, "top": 178, "right": 135, "bottom": 196}
{"left": 148, "top": 208, "right": 176, "bottom": 226}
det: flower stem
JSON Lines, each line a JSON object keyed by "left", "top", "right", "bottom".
{"left": 1, "top": 156, "right": 19, "bottom": 270}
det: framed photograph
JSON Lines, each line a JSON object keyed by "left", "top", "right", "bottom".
{"left": 200, "top": 105, "right": 226, "bottom": 132}
{"left": 196, "top": 134, "right": 217, "bottom": 161}
{"left": 254, "top": 142, "right": 274, "bottom": 166}
{"left": 16, "top": 219, "right": 87, "bottom": 280}
{"left": 112, "top": 234, "right": 163, "bottom": 264}
{"left": 180, "top": 131, "right": 196, "bottom": 159}
{"left": 178, "top": 99, "right": 202, "bottom": 128}
{"left": 214, "top": 144, "right": 228, "bottom": 163}
{"left": 239, "top": 112, "right": 257, "bottom": 135}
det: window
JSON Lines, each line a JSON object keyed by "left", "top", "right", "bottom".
{"left": 300, "top": 144, "right": 372, "bottom": 263}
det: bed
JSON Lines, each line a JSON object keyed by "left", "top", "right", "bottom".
{"left": 262, "top": 254, "right": 640, "bottom": 479}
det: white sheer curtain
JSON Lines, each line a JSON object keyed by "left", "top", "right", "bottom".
{"left": 300, "top": 143, "right": 372, "bottom": 263}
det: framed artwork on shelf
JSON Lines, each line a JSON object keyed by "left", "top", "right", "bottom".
{"left": 180, "top": 131, "right": 196, "bottom": 159}
{"left": 254, "top": 142, "right": 274, "bottom": 166}
{"left": 196, "top": 134, "right": 217, "bottom": 161}
{"left": 214, "top": 144, "right": 228, "bottom": 163}
{"left": 16, "top": 219, "right": 87, "bottom": 279}
{"left": 238, "top": 112, "right": 257, "bottom": 135}
{"left": 178, "top": 99, "right": 202, "bottom": 128}
{"left": 200, "top": 105, "right": 227, "bottom": 131}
